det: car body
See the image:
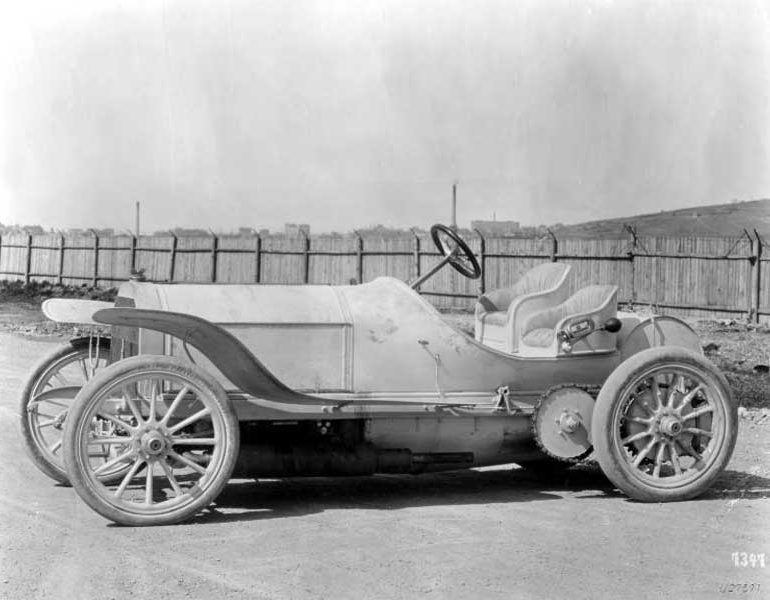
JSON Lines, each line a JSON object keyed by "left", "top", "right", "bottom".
{"left": 23, "top": 226, "right": 738, "bottom": 526}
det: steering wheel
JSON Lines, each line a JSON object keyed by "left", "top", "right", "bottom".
{"left": 430, "top": 224, "right": 481, "bottom": 279}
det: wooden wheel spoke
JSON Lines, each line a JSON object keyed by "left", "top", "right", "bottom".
{"left": 652, "top": 442, "right": 667, "bottom": 478}
{"left": 675, "top": 439, "right": 702, "bottom": 460}
{"left": 29, "top": 398, "right": 68, "bottom": 408}
{"left": 168, "top": 408, "right": 211, "bottom": 435}
{"left": 147, "top": 380, "right": 159, "bottom": 423}
{"left": 676, "top": 384, "right": 704, "bottom": 413}
{"left": 650, "top": 379, "right": 662, "bottom": 411}
{"left": 160, "top": 386, "right": 190, "bottom": 426}
{"left": 666, "top": 375, "right": 683, "bottom": 408}
{"left": 37, "top": 420, "right": 58, "bottom": 429}
{"left": 171, "top": 437, "right": 217, "bottom": 446}
{"left": 144, "top": 463, "right": 154, "bottom": 506}
{"left": 632, "top": 439, "right": 657, "bottom": 468}
{"left": 683, "top": 427, "right": 713, "bottom": 438}
{"left": 159, "top": 459, "right": 184, "bottom": 496}
{"left": 52, "top": 372, "right": 69, "bottom": 386}
{"left": 622, "top": 430, "right": 652, "bottom": 445}
{"left": 87, "top": 436, "right": 133, "bottom": 446}
{"left": 94, "top": 447, "right": 135, "bottom": 475}
{"left": 97, "top": 412, "right": 137, "bottom": 434}
{"left": 167, "top": 450, "right": 207, "bottom": 475}
{"left": 114, "top": 458, "right": 145, "bottom": 499}
{"left": 668, "top": 442, "right": 682, "bottom": 476}
{"left": 123, "top": 390, "right": 145, "bottom": 425}
{"left": 79, "top": 359, "right": 90, "bottom": 381}
{"left": 682, "top": 405, "right": 714, "bottom": 421}
{"left": 628, "top": 415, "right": 654, "bottom": 425}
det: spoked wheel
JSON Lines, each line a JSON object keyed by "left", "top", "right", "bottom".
{"left": 20, "top": 337, "right": 119, "bottom": 484}
{"left": 63, "top": 355, "right": 239, "bottom": 526}
{"left": 593, "top": 347, "right": 737, "bottom": 502}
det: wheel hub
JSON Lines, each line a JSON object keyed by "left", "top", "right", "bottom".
{"left": 139, "top": 429, "right": 168, "bottom": 457}
{"left": 658, "top": 415, "right": 683, "bottom": 437}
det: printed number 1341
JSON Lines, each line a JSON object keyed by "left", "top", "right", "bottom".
{"left": 732, "top": 553, "right": 766, "bottom": 568}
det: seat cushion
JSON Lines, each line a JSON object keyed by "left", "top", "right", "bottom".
{"left": 521, "top": 328, "right": 554, "bottom": 348}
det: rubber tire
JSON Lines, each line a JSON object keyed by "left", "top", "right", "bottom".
{"left": 63, "top": 355, "right": 240, "bottom": 526}
{"left": 592, "top": 346, "right": 737, "bottom": 502}
{"left": 19, "top": 337, "right": 111, "bottom": 485}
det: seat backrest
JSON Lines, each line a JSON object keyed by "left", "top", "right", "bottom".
{"left": 522, "top": 285, "right": 619, "bottom": 335}
{"left": 476, "top": 262, "right": 572, "bottom": 313}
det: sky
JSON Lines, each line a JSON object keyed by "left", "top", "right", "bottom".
{"left": 0, "top": 0, "right": 768, "bottom": 233}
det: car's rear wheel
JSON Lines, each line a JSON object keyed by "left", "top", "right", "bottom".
{"left": 593, "top": 347, "right": 737, "bottom": 502}
{"left": 63, "top": 355, "right": 239, "bottom": 526}
{"left": 20, "top": 338, "right": 114, "bottom": 484}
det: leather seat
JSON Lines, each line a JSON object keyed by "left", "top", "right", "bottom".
{"left": 519, "top": 285, "right": 619, "bottom": 356}
{"left": 474, "top": 262, "right": 572, "bottom": 353}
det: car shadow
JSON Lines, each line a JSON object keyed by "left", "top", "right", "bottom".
{"left": 189, "top": 463, "right": 770, "bottom": 524}
{"left": 700, "top": 469, "right": 770, "bottom": 500}
{"left": 190, "top": 464, "right": 619, "bottom": 525}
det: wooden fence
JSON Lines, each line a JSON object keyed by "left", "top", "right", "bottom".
{"left": 0, "top": 229, "right": 767, "bottom": 322}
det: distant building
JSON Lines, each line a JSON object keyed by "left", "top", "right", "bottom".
{"left": 284, "top": 223, "right": 310, "bottom": 237}
{"left": 170, "top": 228, "right": 209, "bottom": 236}
{"left": 471, "top": 220, "right": 521, "bottom": 235}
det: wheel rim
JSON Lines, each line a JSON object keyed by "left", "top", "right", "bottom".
{"left": 611, "top": 362, "right": 729, "bottom": 489}
{"left": 71, "top": 368, "right": 231, "bottom": 518}
{"left": 26, "top": 346, "right": 115, "bottom": 475}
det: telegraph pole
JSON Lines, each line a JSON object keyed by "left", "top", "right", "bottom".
{"left": 451, "top": 181, "right": 457, "bottom": 230}
{"left": 135, "top": 201, "right": 141, "bottom": 237}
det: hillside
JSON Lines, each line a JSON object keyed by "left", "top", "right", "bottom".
{"left": 552, "top": 199, "right": 770, "bottom": 239}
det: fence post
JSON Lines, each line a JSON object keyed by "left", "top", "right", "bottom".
{"left": 24, "top": 232, "right": 32, "bottom": 284}
{"left": 300, "top": 229, "right": 310, "bottom": 284}
{"left": 58, "top": 234, "right": 65, "bottom": 285}
{"left": 474, "top": 229, "right": 486, "bottom": 295}
{"left": 754, "top": 230, "right": 763, "bottom": 323}
{"left": 129, "top": 234, "right": 137, "bottom": 275}
{"left": 547, "top": 228, "right": 557, "bottom": 262}
{"left": 744, "top": 230, "right": 754, "bottom": 319}
{"left": 210, "top": 232, "right": 218, "bottom": 283}
{"left": 411, "top": 229, "right": 421, "bottom": 282}
{"left": 254, "top": 233, "right": 262, "bottom": 283}
{"left": 355, "top": 231, "right": 363, "bottom": 284}
{"left": 168, "top": 233, "right": 178, "bottom": 282}
{"left": 624, "top": 224, "right": 638, "bottom": 305}
{"left": 89, "top": 229, "right": 99, "bottom": 286}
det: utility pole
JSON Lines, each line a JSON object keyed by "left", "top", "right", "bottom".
{"left": 135, "top": 201, "right": 140, "bottom": 237}
{"left": 451, "top": 181, "right": 457, "bottom": 230}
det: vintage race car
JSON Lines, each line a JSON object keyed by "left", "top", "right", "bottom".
{"left": 21, "top": 225, "right": 738, "bottom": 526}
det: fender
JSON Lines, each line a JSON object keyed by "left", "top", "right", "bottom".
{"left": 619, "top": 315, "right": 702, "bottom": 362}
{"left": 42, "top": 299, "right": 114, "bottom": 325}
{"left": 93, "top": 307, "right": 324, "bottom": 405}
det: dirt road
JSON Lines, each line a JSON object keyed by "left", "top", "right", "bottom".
{"left": 1, "top": 331, "right": 768, "bottom": 600}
